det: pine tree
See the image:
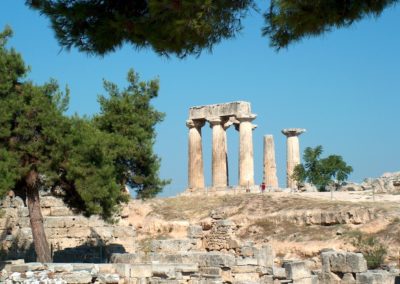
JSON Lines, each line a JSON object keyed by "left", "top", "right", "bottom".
{"left": 25, "top": 0, "right": 398, "bottom": 56}
{"left": 0, "top": 27, "right": 167, "bottom": 262}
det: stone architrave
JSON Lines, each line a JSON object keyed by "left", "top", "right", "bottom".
{"left": 187, "top": 101, "right": 257, "bottom": 189}
{"left": 263, "top": 135, "right": 278, "bottom": 188}
{"left": 186, "top": 119, "right": 205, "bottom": 189}
{"left": 282, "top": 128, "right": 306, "bottom": 189}
{"left": 237, "top": 116, "right": 256, "bottom": 187}
{"left": 209, "top": 117, "right": 228, "bottom": 187}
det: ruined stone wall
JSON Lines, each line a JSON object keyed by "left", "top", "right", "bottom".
{"left": 0, "top": 194, "right": 136, "bottom": 262}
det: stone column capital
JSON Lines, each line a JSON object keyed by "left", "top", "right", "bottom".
{"left": 208, "top": 117, "right": 230, "bottom": 128}
{"left": 236, "top": 114, "right": 256, "bottom": 123}
{"left": 186, "top": 119, "right": 205, "bottom": 129}
{"left": 282, "top": 128, "right": 306, "bottom": 137}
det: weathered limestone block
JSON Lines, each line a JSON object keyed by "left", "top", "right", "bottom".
{"left": 321, "top": 251, "right": 367, "bottom": 273}
{"left": 130, "top": 264, "right": 152, "bottom": 278}
{"left": 356, "top": 270, "right": 395, "bottom": 284}
{"left": 40, "top": 196, "right": 65, "bottom": 207}
{"left": 50, "top": 206, "right": 74, "bottom": 216}
{"left": 187, "top": 225, "right": 203, "bottom": 239}
{"left": 63, "top": 270, "right": 93, "bottom": 283}
{"left": 152, "top": 264, "right": 177, "bottom": 279}
{"left": 284, "top": 261, "right": 310, "bottom": 281}
{"left": 92, "top": 227, "right": 115, "bottom": 240}
{"left": 17, "top": 217, "right": 30, "bottom": 228}
{"left": 97, "top": 273, "right": 120, "bottom": 284}
{"left": 236, "top": 257, "right": 258, "bottom": 266}
{"left": 113, "top": 226, "right": 136, "bottom": 238}
{"left": 260, "top": 275, "right": 274, "bottom": 284}
{"left": 315, "top": 271, "right": 341, "bottom": 284}
{"left": 17, "top": 207, "right": 29, "bottom": 217}
{"left": 342, "top": 272, "right": 356, "bottom": 284}
{"left": 150, "top": 239, "right": 197, "bottom": 253}
{"left": 190, "top": 252, "right": 236, "bottom": 268}
{"left": 272, "top": 267, "right": 286, "bottom": 279}
{"left": 233, "top": 272, "right": 260, "bottom": 282}
{"left": 47, "top": 263, "right": 74, "bottom": 272}
{"left": 255, "top": 245, "right": 275, "bottom": 268}
{"left": 66, "top": 226, "right": 92, "bottom": 238}
{"left": 189, "top": 101, "right": 252, "bottom": 120}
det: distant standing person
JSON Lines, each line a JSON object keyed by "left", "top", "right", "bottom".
{"left": 260, "top": 182, "right": 266, "bottom": 193}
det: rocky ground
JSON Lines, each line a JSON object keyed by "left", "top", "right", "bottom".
{"left": 123, "top": 190, "right": 400, "bottom": 266}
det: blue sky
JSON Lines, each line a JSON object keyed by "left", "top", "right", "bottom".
{"left": 1, "top": 2, "right": 399, "bottom": 197}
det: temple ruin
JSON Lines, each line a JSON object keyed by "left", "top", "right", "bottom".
{"left": 186, "top": 101, "right": 257, "bottom": 189}
{"left": 282, "top": 128, "right": 306, "bottom": 189}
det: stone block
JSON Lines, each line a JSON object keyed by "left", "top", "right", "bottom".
{"left": 113, "top": 226, "right": 136, "bottom": 238}
{"left": 150, "top": 239, "right": 195, "bottom": 253}
{"left": 191, "top": 252, "right": 235, "bottom": 268}
{"left": 17, "top": 227, "right": 32, "bottom": 240}
{"left": 231, "top": 265, "right": 259, "bottom": 274}
{"left": 44, "top": 216, "right": 65, "bottom": 228}
{"left": 98, "top": 273, "right": 120, "bottom": 284}
{"left": 17, "top": 207, "right": 29, "bottom": 217}
{"left": 240, "top": 246, "right": 255, "bottom": 257}
{"left": 9, "top": 264, "right": 29, "bottom": 273}
{"left": 293, "top": 278, "right": 313, "bottom": 284}
{"left": 66, "top": 226, "right": 92, "bottom": 238}
{"left": 199, "top": 267, "right": 221, "bottom": 278}
{"left": 260, "top": 275, "right": 274, "bottom": 284}
{"left": 152, "top": 264, "right": 177, "bottom": 279}
{"left": 98, "top": 264, "right": 115, "bottom": 274}
{"left": 284, "top": 261, "right": 310, "bottom": 281}
{"left": 113, "top": 264, "right": 130, "bottom": 277}
{"left": 63, "top": 270, "right": 93, "bottom": 283}
{"left": 45, "top": 227, "right": 68, "bottom": 239}
{"left": 321, "top": 251, "right": 367, "bottom": 273}
{"left": 92, "top": 227, "right": 114, "bottom": 239}
{"left": 255, "top": 245, "right": 275, "bottom": 268}
{"left": 130, "top": 264, "right": 152, "bottom": 278}
{"left": 315, "top": 271, "right": 341, "bottom": 284}
{"left": 47, "top": 263, "right": 74, "bottom": 272}
{"left": 233, "top": 272, "right": 260, "bottom": 282}
{"left": 342, "top": 272, "right": 356, "bottom": 284}
{"left": 356, "top": 270, "right": 395, "bottom": 284}
{"left": 17, "top": 217, "right": 30, "bottom": 228}
{"left": 236, "top": 257, "right": 258, "bottom": 266}
{"left": 272, "top": 267, "right": 286, "bottom": 279}
{"left": 50, "top": 206, "right": 74, "bottom": 216}
{"left": 187, "top": 225, "right": 203, "bottom": 238}
{"left": 40, "top": 196, "right": 65, "bottom": 207}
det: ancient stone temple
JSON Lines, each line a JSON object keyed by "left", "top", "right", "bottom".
{"left": 282, "top": 128, "right": 306, "bottom": 189}
{"left": 186, "top": 101, "right": 257, "bottom": 189}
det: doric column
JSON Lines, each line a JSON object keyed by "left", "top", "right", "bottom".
{"left": 209, "top": 117, "right": 228, "bottom": 187}
{"left": 282, "top": 128, "right": 306, "bottom": 189}
{"left": 237, "top": 116, "right": 256, "bottom": 187}
{"left": 263, "top": 135, "right": 279, "bottom": 188}
{"left": 186, "top": 119, "right": 205, "bottom": 189}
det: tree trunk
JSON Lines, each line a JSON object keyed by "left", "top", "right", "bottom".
{"left": 26, "top": 170, "right": 52, "bottom": 263}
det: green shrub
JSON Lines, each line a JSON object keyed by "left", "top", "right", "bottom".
{"left": 350, "top": 231, "right": 387, "bottom": 269}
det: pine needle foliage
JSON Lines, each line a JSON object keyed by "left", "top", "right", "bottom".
{"left": 25, "top": 0, "right": 398, "bottom": 55}
{"left": 0, "top": 26, "right": 168, "bottom": 260}
{"left": 264, "top": 0, "right": 399, "bottom": 49}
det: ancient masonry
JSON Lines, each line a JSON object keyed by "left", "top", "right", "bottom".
{"left": 1, "top": 204, "right": 398, "bottom": 283}
{"left": 186, "top": 101, "right": 257, "bottom": 189}
{"left": 282, "top": 128, "right": 306, "bottom": 189}
{"left": 263, "top": 135, "right": 279, "bottom": 188}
